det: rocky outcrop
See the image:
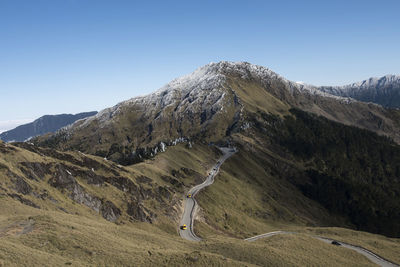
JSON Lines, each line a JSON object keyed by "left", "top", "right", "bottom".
{"left": 161, "top": 175, "right": 183, "bottom": 188}
{"left": 19, "top": 162, "right": 52, "bottom": 181}
{"left": 0, "top": 142, "right": 17, "bottom": 154}
{"left": 9, "top": 171, "right": 32, "bottom": 195}
{"left": 48, "top": 164, "right": 121, "bottom": 222}
{"left": 127, "top": 200, "right": 154, "bottom": 223}
{"left": 1, "top": 142, "right": 182, "bottom": 226}
{"left": 45, "top": 162, "right": 168, "bottom": 223}
{"left": 48, "top": 165, "right": 77, "bottom": 191}
{"left": 100, "top": 201, "right": 121, "bottom": 222}
{"left": 7, "top": 193, "right": 40, "bottom": 209}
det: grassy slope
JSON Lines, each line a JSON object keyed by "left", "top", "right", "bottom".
{"left": 0, "top": 143, "right": 148, "bottom": 222}
{"left": 0, "top": 200, "right": 378, "bottom": 267}
{"left": 195, "top": 138, "right": 349, "bottom": 238}
{"left": 150, "top": 140, "right": 400, "bottom": 265}
{"left": 1, "top": 141, "right": 399, "bottom": 266}
{"left": 298, "top": 227, "right": 400, "bottom": 264}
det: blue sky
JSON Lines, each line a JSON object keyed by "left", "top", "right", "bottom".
{"left": 0, "top": 0, "right": 399, "bottom": 130}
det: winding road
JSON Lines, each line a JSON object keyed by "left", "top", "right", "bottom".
{"left": 245, "top": 231, "right": 399, "bottom": 267}
{"left": 178, "top": 147, "right": 399, "bottom": 267}
{"left": 179, "top": 146, "right": 237, "bottom": 241}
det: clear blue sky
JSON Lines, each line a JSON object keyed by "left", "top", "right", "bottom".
{"left": 1, "top": 0, "right": 399, "bottom": 129}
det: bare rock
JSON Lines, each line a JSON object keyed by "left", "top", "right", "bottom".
{"left": 127, "top": 200, "right": 154, "bottom": 223}
{"left": 101, "top": 201, "right": 121, "bottom": 222}
{"left": 8, "top": 193, "right": 40, "bottom": 209}
{"left": 9, "top": 171, "right": 32, "bottom": 195}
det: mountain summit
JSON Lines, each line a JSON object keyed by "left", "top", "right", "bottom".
{"left": 38, "top": 61, "right": 400, "bottom": 162}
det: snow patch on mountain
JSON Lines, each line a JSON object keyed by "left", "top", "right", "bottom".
{"left": 69, "top": 61, "right": 358, "bottom": 132}
{"left": 205, "top": 61, "right": 355, "bottom": 103}
{"left": 76, "top": 63, "right": 228, "bottom": 129}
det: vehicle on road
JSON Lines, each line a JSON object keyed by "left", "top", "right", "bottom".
{"left": 179, "top": 147, "right": 237, "bottom": 241}
{"left": 331, "top": 240, "right": 341, "bottom": 246}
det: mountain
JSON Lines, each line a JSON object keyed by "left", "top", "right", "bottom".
{"left": 0, "top": 112, "right": 97, "bottom": 142}
{"left": 318, "top": 75, "right": 400, "bottom": 108}
{"left": 34, "top": 61, "right": 400, "bottom": 238}
{"left": 38, "top": 62, "right": 400, "bottom": 160}
{"left": 2, "top": 61, "right": 400, "bottom": 265}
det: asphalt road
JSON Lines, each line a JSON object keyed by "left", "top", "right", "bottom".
{"left": 178, "top": 147, "right": 399, "bottom": 266}
{"left": 179, "top": 146, "right": 237, "bottom": 241}
{"left": 245, "top": 231, "right": 399, "bottom": 267}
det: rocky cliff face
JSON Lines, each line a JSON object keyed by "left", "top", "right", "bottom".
{"left": 318, "top": 75, "right": 400, "bottom": 108}
{"left": 0, "top": 141, "right": 182, "bottom": 224}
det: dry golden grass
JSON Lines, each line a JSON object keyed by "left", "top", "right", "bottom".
{"left": 298, "top": 227, "right": 400, "bottom": 264}
{"left": 0, "top": 199, "right": 383, "bottom": 267}
{"left": 226, "top": 76, "right": 291, "bottom": 116}
{"left": 1, "top": 142, "right": 399, "bottom": 266}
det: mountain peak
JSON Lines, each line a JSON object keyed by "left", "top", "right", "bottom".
{"left": 72, "top": 61, "right": 353, "bottom": 131}
{"left": 204, "top": 61, "right": 284, "bottom": 81}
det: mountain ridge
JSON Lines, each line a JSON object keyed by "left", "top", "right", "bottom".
{"left": 65, "top": 62, "right": 398, "bottom": 136}
{"left": 0, "top": 112, "right": 97, "bottom": 142}
{"left": 70, "top": 61, "right": 356, "bottom": 131}
{"left": 38, "top": 61, "right": 400, "bottom": 159}
{"left": 318, "top": 74, "right": 400, "bottom": 108}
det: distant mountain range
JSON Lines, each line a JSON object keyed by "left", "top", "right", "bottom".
{"left": 0, "top": 111, "right": 97, "bottom": 142}
{"left": 318, "top": 74, "right": 400, "bottom": 108}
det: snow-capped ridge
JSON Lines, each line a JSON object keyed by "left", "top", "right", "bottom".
{"left": 351, "top": 74, "right": 400, "bottom": 88}
{"left": 324, "top": 74, "right": 400, "bottom": 92}
{"left": 317, "top": 74, "right": 400, "bottom": 108}
{"left": 76, "top": 62, "right": 230, "bottom": 129}
{"left": 68, "top": 61, "right": 362, "bottom": 132}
